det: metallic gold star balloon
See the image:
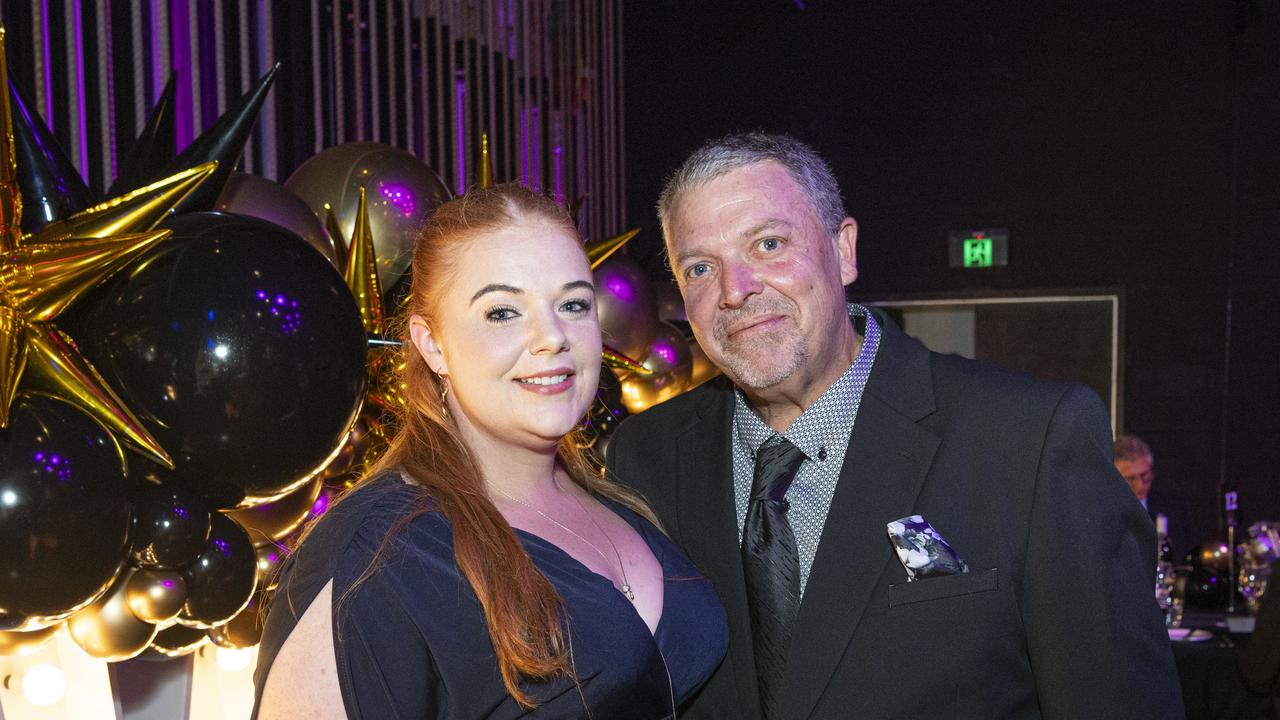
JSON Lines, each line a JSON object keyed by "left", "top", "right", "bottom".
{"left": 602, "top": 347, "right": 652, "bottom": 376}
{"left": 478, "top": 132, "right": 495, "bottom": 189}
{"left": 33, "top": 161, "right": 217, "bottom": 242}
{"left": 0, "top": 28, "right": 22, "bottom": 254}
{"left": 344, "top": 187, "right": 386, "bottom": 336}
{"left": 0, "top": 27, "right": 223, "bottom": 468}
{"left": 586, "top": 228, "right": 640, "bottom": 269}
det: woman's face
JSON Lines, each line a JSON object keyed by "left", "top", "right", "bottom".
{"left": 410, "top": 218, "right": 601, "bottom": 453}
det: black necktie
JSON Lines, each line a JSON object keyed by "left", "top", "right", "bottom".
{"left": 743, "top": 435, "right": 807, "bottom": 720}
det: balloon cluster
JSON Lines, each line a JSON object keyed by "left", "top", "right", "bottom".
{"left": 0, "top": 21, "right": 714, "bottom": 663}
{"left": 591, "top": 255, "right": 721, "bottom": 423}
{"left": 0, "top": 45, "right": 390, "bottom": 661}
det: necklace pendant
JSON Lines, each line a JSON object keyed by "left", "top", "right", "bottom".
{"left": 621, "top": 584, "right": 635, "bottom": 603}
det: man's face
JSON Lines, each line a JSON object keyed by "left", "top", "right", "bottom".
{"left": 665, "top": 161, "right": 857, "bottom": 392}
{"left": 1116, "top": 455, "right": 1154, "bottom": 501}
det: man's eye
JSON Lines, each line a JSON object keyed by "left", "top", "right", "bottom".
{"left": 759, "top": 237, "right": 781, "bottom": 251}
{"left": 686, "top": 263, "right": 710, "bottom": 279}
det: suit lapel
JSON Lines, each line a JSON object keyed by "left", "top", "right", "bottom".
{"left": 675, "top": 382, "right": 761, "bottom": 718}
{"left": 782, "top": 312, "right": 941, "bottom": 720}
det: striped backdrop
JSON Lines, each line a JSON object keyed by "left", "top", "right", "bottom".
{"left": 0, "top": 0, "right": 626, "bottom": 238}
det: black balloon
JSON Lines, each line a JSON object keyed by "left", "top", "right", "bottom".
{"left": 208, "top": 590, "right": 266, "bottom": 649}
{"left": 130, "top": 484, "right": 211, "bottom": 570}
{"left": 0, "top": 393, "right": 131, "bottom": 631}
{"left": 583, "top": 366, "right": 629, "bottom": 446}
{"left": 1183, "top": 567, "right": 1230, "bottom": 611}
{"left": 64, "top": 212, "right": 368, "bottom": 503}
{"left": 143, "top": 623, "right": 209, "bottom": 659}
{"left": 178, "top": 512, "right": 258, "bottom": 628}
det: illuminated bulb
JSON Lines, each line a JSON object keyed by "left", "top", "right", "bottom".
{"left": 21, "top": 664, "right": 66, "bottom": 707}
{"left": 215, "top": 646, "right": 255, "bottom": 672}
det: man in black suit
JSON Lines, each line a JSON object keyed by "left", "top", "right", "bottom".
{"left": 1114, "top": 433, "right": 1200, "bottom": 564}
{"left": 607, "top": 132, "right": 1183, "bottom": 719}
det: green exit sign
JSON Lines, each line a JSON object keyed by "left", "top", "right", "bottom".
{"left": 948, "top": 228, "right": 1009, "bottom": 268}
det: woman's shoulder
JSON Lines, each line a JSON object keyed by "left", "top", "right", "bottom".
{"left": 294, "top": 471, "right": 445, "bottom": 568}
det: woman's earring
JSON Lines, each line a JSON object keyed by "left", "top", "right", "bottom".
{"left": 439, "top": 375, "right": 450, "bottom": 416}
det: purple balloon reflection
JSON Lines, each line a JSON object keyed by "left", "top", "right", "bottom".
{"left": 652, "top": 341, "right": 678, "bottom": 366}
{"left": 380, "top": 183, "right": 416, "bottom": 216}
{"left": 605, "top": 275, "right": 636, "bottom": 303}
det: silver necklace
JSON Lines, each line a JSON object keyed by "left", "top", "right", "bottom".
{"left": 490, "top": 481, "right": 636, "bottom": 603}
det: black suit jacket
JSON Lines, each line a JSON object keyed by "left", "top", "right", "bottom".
{"left": 607, "top": 310, "right": 1183, "bottom": 719}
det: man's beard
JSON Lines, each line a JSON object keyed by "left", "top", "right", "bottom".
{"left": 711, "top": 296, "right": 808, "bottom": 390}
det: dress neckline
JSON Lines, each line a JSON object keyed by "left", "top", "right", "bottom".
{"left": 510, "top": 497, "right": 669, "bottom": 639}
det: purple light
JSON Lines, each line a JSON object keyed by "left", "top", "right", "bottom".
{"left": 172, "top": 505, "right": 189, "bottom": 520}
{"left": 652, "top": 341, "right": 677, "bottom": 366}
{"left": 605, "top": 276, "right": 635, "bottom": 303}
{"left": 41, "top": 0, "right": 54, "bottom": 128}
{"left": 169, "top": 0, "right": 194, "bottom": 149}
{"left": 256, "top": 290, "right": 267, "bottom": 300}
{"left": 379, "top": 183, "right": 416, "bottom": 216}
{"left": 34, "top": 452, "right": 44, "bottom": 462}
{"left": 275, "top": 295, "right": 286, "bottom": 305}
{"left": 161, "top": 579, "right": 175, "bottom": 589}
{"left": 72, "top": 0, "right": 90, "bottom": 175}
{"left": 214, "top": 538, "right": 231, "bottom": 557}
{"left": 553, "top": 142, "right": 564, "bottom": 204}
{"left": 530, "top": 105, "right": 541, "bottom": 192}
{"left": 520, "top": 107, "right": 530, "bottom": 185}
{"left": 310, "top": 493, "right": 330, "bottom": 517}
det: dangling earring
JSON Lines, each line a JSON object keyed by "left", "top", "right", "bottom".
{"left": 439, "top": 375, "right": 450, "bottom": 416}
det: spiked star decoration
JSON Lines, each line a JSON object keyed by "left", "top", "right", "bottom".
{"left": 0, "top": 28, "right": 223, "bottom": 469}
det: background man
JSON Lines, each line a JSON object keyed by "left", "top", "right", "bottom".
{"left": 1115, "top": 433, "right": 1199, "bottom": 563}
{"left": 607, "top": 132, "right": 1182, "bottom": 719}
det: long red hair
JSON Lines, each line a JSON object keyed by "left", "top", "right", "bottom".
{"left": 327, "top": 183, "right": 658, "bottom": 708}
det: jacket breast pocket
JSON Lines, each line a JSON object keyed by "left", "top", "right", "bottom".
{"left": 887, "top": 567, "right": 999, "bottom": 608}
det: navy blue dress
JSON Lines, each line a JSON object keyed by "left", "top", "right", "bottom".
{"left": 252, "top": 472, "right": 728, "bottom": 719}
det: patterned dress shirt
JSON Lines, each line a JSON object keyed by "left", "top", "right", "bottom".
{"left": 731, "top": 303, "right": 881, "bottom": 597}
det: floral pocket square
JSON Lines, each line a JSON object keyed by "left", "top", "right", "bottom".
{"left": 886, "top": 515, "right": 969, "bottom": 581}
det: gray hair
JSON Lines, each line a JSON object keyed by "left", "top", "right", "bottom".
{"left": 1114, "top": 433, "right": 1154, "bottom": 463}
{"left": 656, "top": 132, "right": 848, "bottom": 243}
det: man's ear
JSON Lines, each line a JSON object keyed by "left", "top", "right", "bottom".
{"left": 836, "top": 217, "right": 858, "bottom": 285}
{"left": 408, "top": 315, "right": 448, "bottom": 376}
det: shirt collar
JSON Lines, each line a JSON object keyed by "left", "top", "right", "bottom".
{"left": 733, "top": 304, "right": 880, "bottom": 459}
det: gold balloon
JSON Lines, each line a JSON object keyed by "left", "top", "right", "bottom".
{"left": 207, "top": 591, "right": 265, "bottom": 649}
{"left": 342, "top": 186, "right": 386, "bottom": 335}
{"left": 126, "top": 570, "right": 188, "bottom": 624}
{"left": 477, "top": 132, "right": 495, "bottom": 189}
{"left": 255, "top": 544, "right": 290, "bottom": 591}
{"left": 594, "top": 255, "right": 660, "bottom": 361}
{"left": 0, "top": 28, "right": 22, "bottom": 253}
{"left": 228, "top": 477, "right": 324, "bottom": 546}
{"left": 619, "top": 322, "right": 693, "bottom": 413}
{"left": 0, "top": 623, "right": 63, "bottom": 657}
{"left": 653, "top": 280, "right": 687, "bottom": 323}
{"left": 602, "top": 346, "right": 652, "bottom": 377}
{"left": 33, "top": 162, "right": 217, "bottom": 242}
{"left": 688, "top": 339, "right": 721, "bottom": 390}
{"left": 67, "top": 569, "right": 158, "bottom": 661}
{"left": 215, "top": 172, "right": 340, "bottom": 267}
{"left": 2, "top": 231, "right": 170, "bottom": 322}
{"left": 285, "top": 143, "right": 449, "bottom": 296}
{"left": 148, "top": 623, "right": 209, "bottom": 658}
{"left": 0, "top": 28, "right": 216, "bottom": 466}
{"left": 586, "top": 228, "right": 640, "bottom": 269}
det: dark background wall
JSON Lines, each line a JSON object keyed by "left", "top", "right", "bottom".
{"left": 623, "top": 1, "right": 1280, "bottom": 541}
